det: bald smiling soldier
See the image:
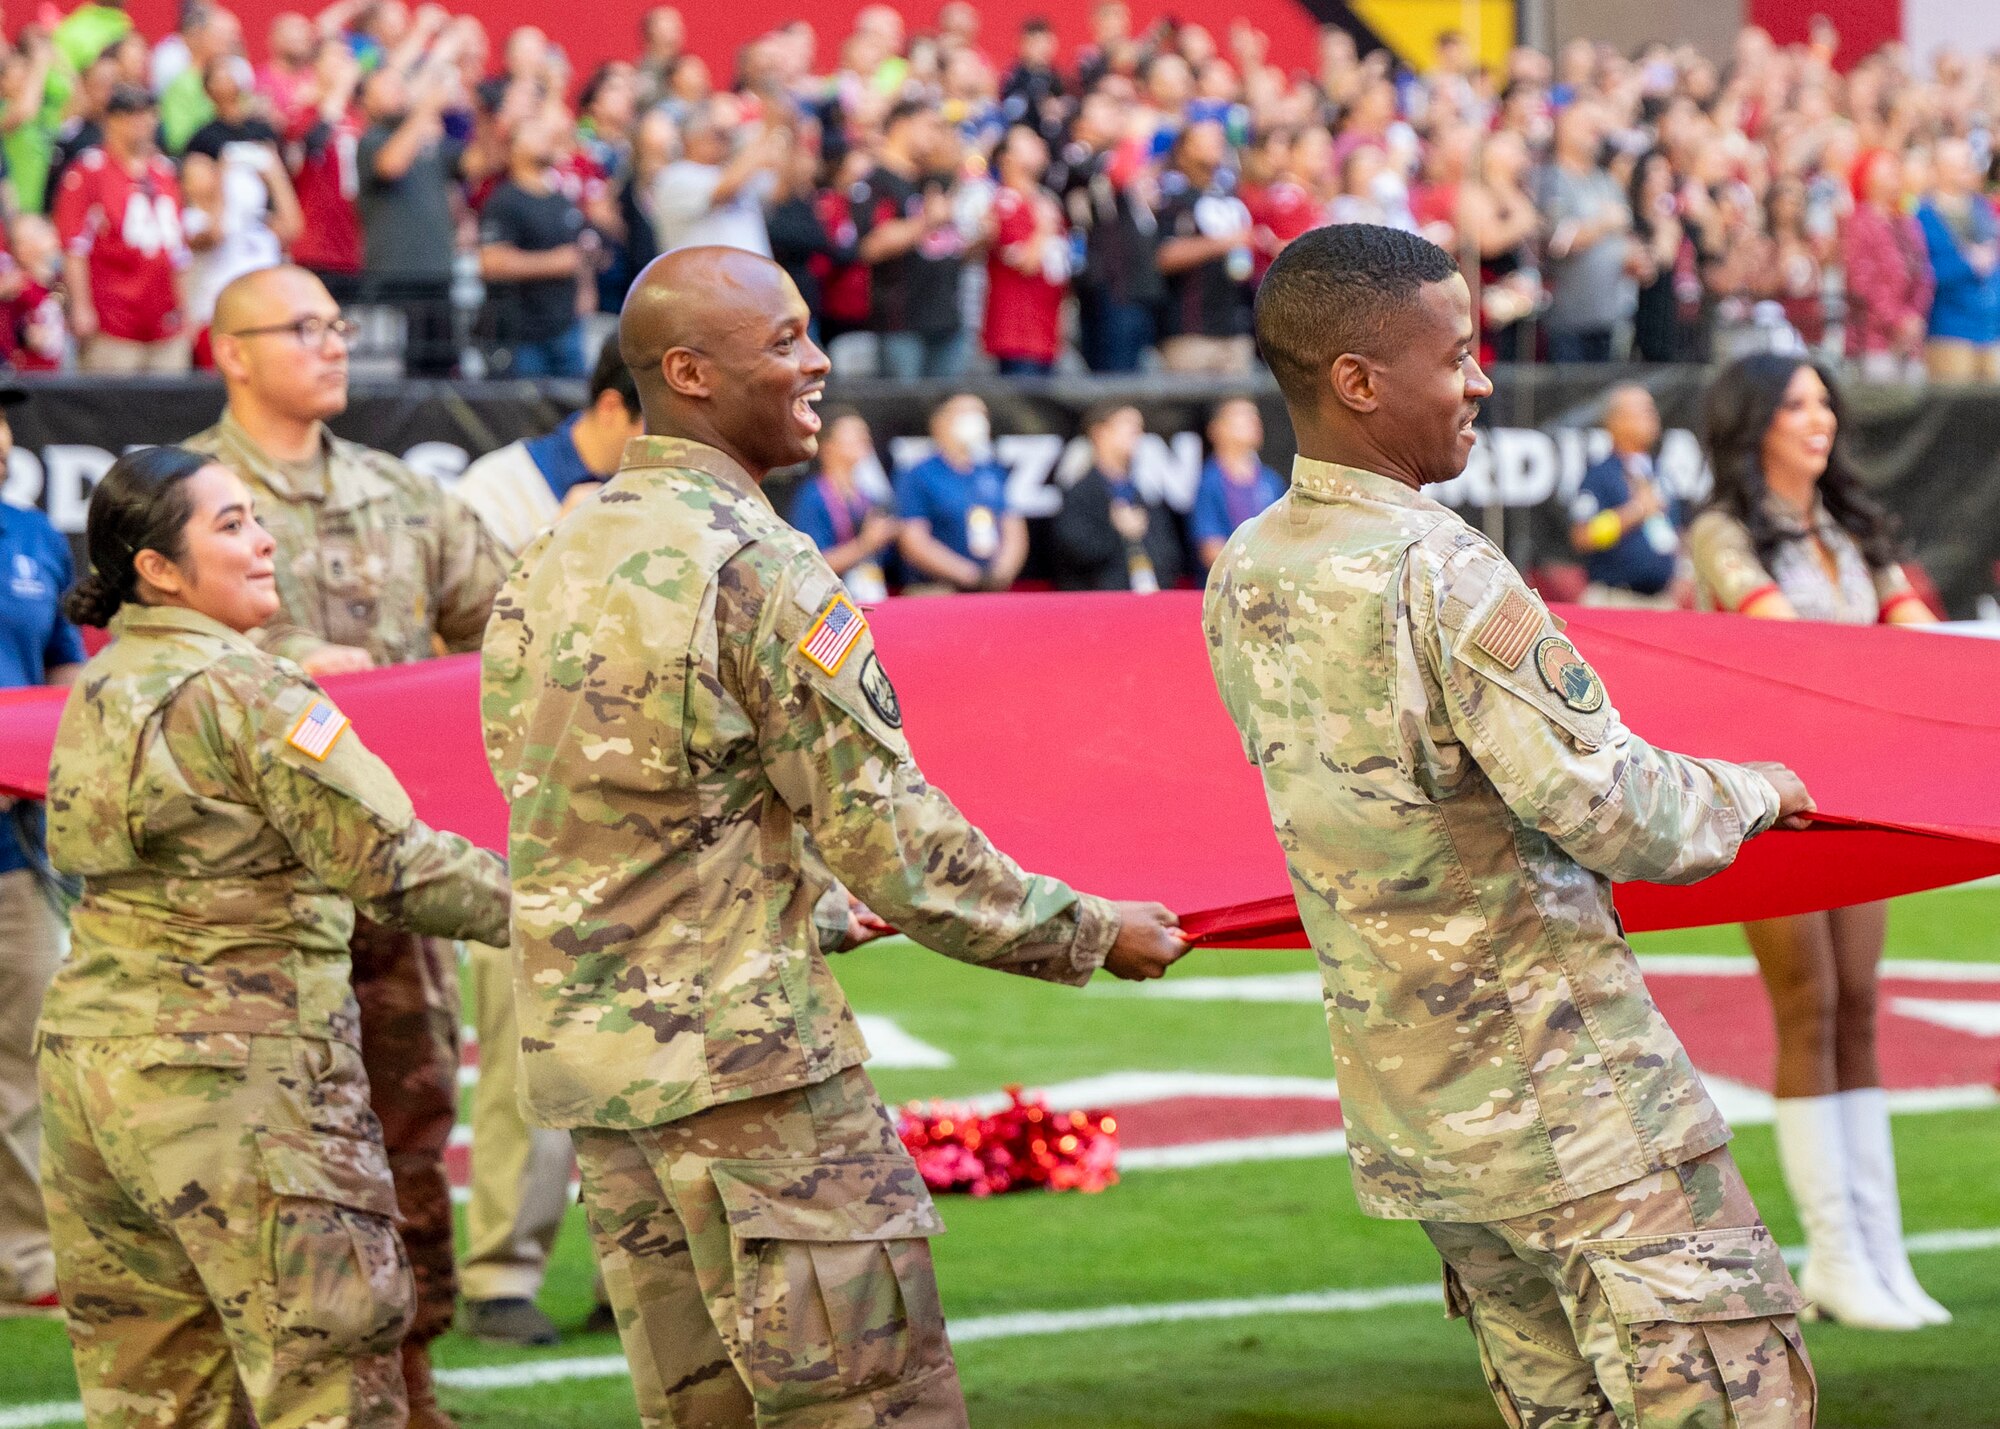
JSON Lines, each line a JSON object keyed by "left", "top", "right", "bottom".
{"left": 480, "top": 247, "right": 1188, "bottom": 1427}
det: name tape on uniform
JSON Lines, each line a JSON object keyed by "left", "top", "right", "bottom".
{"left": 799, "top": 593, "right": 867, "bottom": 676}
{"left": 286, "top": 700, "right": 351, "bottom": 761}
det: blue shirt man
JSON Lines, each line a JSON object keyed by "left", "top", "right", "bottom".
{"left": 894, "top": 394, "right": 1028, "bottom": 592}
{"left": 1567, "top": 385, "right": 1682, "bottom": 603}
{"left": 1191, "top": 457, "right": 1285, "bottom": 563}
{"left": 453, "top": 338, "right": 646, "bottom": 554}
{"left": 0, "top": 500, "right": 86, "bottom": 874}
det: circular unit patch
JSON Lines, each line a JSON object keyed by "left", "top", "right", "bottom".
{"left": 1533, "top": 636, "right": 1606, "bottom": 714}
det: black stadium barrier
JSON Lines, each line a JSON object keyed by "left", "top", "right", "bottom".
{"left": 5, "top": 367, "right": 1997, "bottom": 614}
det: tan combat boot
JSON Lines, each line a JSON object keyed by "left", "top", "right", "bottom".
{"left": 402, "top": 1342, "right": 461, "bottom": 1429}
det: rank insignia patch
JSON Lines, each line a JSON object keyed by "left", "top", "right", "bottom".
{"left": 286, "top": 700, "right": 351, "bottom": 761}
{"left": 859, "top": 654, "right": 902, "bottom": 728}
{"left": 1472, "top": 588, "right": 1541, "bottom": 669}
{"left": 1534, "top": 637, "right": 1606, "bottom": 713}
{"left": 799, "top": 593, "right": 866, "bottom": 676}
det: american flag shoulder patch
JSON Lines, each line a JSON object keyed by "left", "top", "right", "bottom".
{"left": 1470, "top": 587, "right": 1543, "bottom": 670}
{"left": 286, "top": 700, "right": 351, "bottom": 761}
{"left": 798, "top": 593, "right": 867, "bottom": 676}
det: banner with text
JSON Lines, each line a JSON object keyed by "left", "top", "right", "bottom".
{"left": 7, "top": 368, "right": 1997, "bottom": 613}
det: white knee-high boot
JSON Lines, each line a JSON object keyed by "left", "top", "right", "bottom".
{"left": 1773, "top": 1094, "right": 1925, "bottom": 1330}
{"left": 1839, "top": 1087, "right": 1950, "bottom": 1325}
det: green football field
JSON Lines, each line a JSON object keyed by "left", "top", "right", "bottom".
{"left": 6, "top": 887, "right": 2000, "bottom": 1428}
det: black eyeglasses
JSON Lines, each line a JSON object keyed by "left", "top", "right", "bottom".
{"left": 223, "top": 316, "right": 361, "bottom": 347}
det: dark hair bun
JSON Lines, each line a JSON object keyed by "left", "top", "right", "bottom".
{"left": 62, "top": 570, "right": 124, "bottom": 629}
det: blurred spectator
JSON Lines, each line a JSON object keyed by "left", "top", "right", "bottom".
{"left": 1768, "top": 178, "right": 1827, "bottom": 352}
{"left": 1843, "top": 149, "right": 1933, "bottom": 383}
{"left": 1459, "top": 128, "right": 1541, "bottom": 363}
{"left": 455, "top": 336, "right": 641, "bottom": 554}
{"left": 284, "top": 38, "right": 365, "bottom": 302}
{"left": 636, "top": 6, "right": 685, "bottom": 109}
{"left": 1915, "top": 137, "right": 2000, "bottom": 383}
{"left": 789, "top": 409, "right": 898, "bottom": 603}
{"left": 257, "top": 10, "right": 319, "bottom": 124}
{"left": 1537, "top": 103, "right": 1635, "bottom": 362}
{"left": 183, "top": 57, "right": 303, "bottom": 361}
{"left": 896, "top": 393, "right": 1024, "bottom": 593}
{"left": 48, "top": 54, "right": 117, "bottom": 203}
{"left": 1001, "top": 17, "right": 1065, "bottom": 144}
{"left": 855, "top": 99, "right": 970, "bottom": 380}
{"left": 1154, "top": 119, "right": 1254, "bottom": 376}
{"left": 54, "top": 85, "right": 190, "bottom": 374}
{"left": 1628, "top": 149, "right": 1683, "bottom": 362}
{"left": 477, "top": 107, "right": 592, "bottom": 377}
{"left": 1568, "top": 384, "right": 1686, "bottom": 608}
{"left": 767, "top": 139, "right": 853, "bottom": 345}
{"left": 1243, "top": 126, "right": 1329, "bottom": 280}
{"left": 51, "top": 0, "right": 131, "bottom": 79}
{"left": 0, "top": 215, "right": 69, "bottom": 370}
{"left": 983, "top": 124, "right": 1068, "bottom": 376}
{"left": 1191, "top": 396, "right": 1283, "bottom": 568}
{"left": 1328, "top": 141, "right": 1414, "bottom": 230}
{"left": 0, "top": 29, "right": 56, "bottom": 215}
{"left": 1059, "top": 89, "right": 1163, "bottom": 374}
{"left": 647, "top": 100, "right": 783, "bottom": 257}
{"left": 160, "top": 5, "right": 242, "bottom": 155}
{"left": 1702, "top": 180, "right": 1779, "bottom": 356}
{"left": 1052, "top": 402, "right": 1181, "bottom": 592}
{"left": 357, "top": 43, "right": 471, "bottom": 376}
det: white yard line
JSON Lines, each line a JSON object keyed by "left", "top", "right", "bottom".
{"left": 1114, "top": 958, "right": 2000, "bottom": 1005}
{"left": 4, "top": 1228, "right": 1996, "bottom": 1419}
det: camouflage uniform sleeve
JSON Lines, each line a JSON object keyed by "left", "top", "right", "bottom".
{"left": 1408, "top": 532, "right": 1780, "bottom": 886}
{"left": 812, "top": 879, "right": 856, "bottom": 953}
{"left": 708, "top": 540, "right": 1118, "bottom": 983}
{"left": 201, "top": 659, "right": 512, "bottom": 946}
{"left": 1687, "top": 510, "right": 1781, "bottom": 613}
{"left": 429, "top": 484, "right": 511, "bottom": 654}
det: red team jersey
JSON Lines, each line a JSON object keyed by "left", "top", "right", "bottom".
{"left": 982, "top": 184, "right": 1066, "bottom": 364}
{"left": 287, "top": 110, "right": 364, "bottom": 275}
{"left": 52, "top": 149, "right": 188, "bottom": 343}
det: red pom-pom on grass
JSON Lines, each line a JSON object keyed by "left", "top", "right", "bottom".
{"left": 896, "top": 1087, "right": 1119, "bottom": 1195}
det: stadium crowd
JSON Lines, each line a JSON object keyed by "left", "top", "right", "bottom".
{"left": 0, "top": 3, "right": 1992, "bottom": 377}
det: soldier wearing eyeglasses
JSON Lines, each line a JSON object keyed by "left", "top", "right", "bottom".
{"left": 182, "top": 262, "right": 507, "bottom": 1429}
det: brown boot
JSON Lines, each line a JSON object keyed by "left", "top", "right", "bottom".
{"left": 402, "top": 1342, "right": 460, "bottom": 1429}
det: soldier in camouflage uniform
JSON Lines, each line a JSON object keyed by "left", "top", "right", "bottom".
{"left": 482, "top": 246, "right": 1187, "bottom": 1428}
{"left": 38, "top": 446, "right": 510, "bottom": 1429}
{"left": 183, "top": 265, "right": 509, "bottom": 1421}
{"left": 1203, "top": 225, "right": 1820, "bottom": 1427}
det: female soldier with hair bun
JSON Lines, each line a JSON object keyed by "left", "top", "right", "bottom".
{"left": 37, "top": 445, "right": 510, "bottom": 1428}
{"left": 1689, "top": 353, "right": 1943, "bottom": 1335}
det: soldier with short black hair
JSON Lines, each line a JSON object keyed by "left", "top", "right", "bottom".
{"left": 1205, "top": 224, "right": 1821, "bottom": 1427}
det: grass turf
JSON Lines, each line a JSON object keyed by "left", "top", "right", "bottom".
{"left": 4, "top": 885, "right": 1997, "bottom": 1426}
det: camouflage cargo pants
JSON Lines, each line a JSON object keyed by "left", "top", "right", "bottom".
{"left": 1423, "top": 1147, "right": 1816, "bottom": 1428}
{"left": 38, "top": 1031, "right": 412, "bottom": 1429}
{"left": 574, "top": 1064, "right": 968, "bottom": 1429}
{"left": 350, "top": 917, "right": 461, "bottom": 1345}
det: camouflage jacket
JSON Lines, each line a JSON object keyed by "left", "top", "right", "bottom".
{"left": 41, "top": 603, "right": 510, "bottom": 1043}
{"left": 184, "top": 411, "right": 508, "bottom": 667}
{"left": 1204, "top": 457, "right": 1780, "bottom": 1223}
{"left": 482, "top": 437, "right": 1119, "bottom": 1130}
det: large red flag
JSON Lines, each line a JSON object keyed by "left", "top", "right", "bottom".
{"left": 4, "top": 596, "right": 1997, "bottom": 942}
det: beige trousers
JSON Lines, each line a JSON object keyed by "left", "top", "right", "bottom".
{"left": 0, "top": 866, "right": 63, "bottom": 1302}
{"left": 1159, "top": 333, "right": 1255, "bottom": 376}
{"left": 78, "top": 332, "right": 192, "bottom": 375}
{"left": 462, "top": 937, "right": 578, "bottom": 1302}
